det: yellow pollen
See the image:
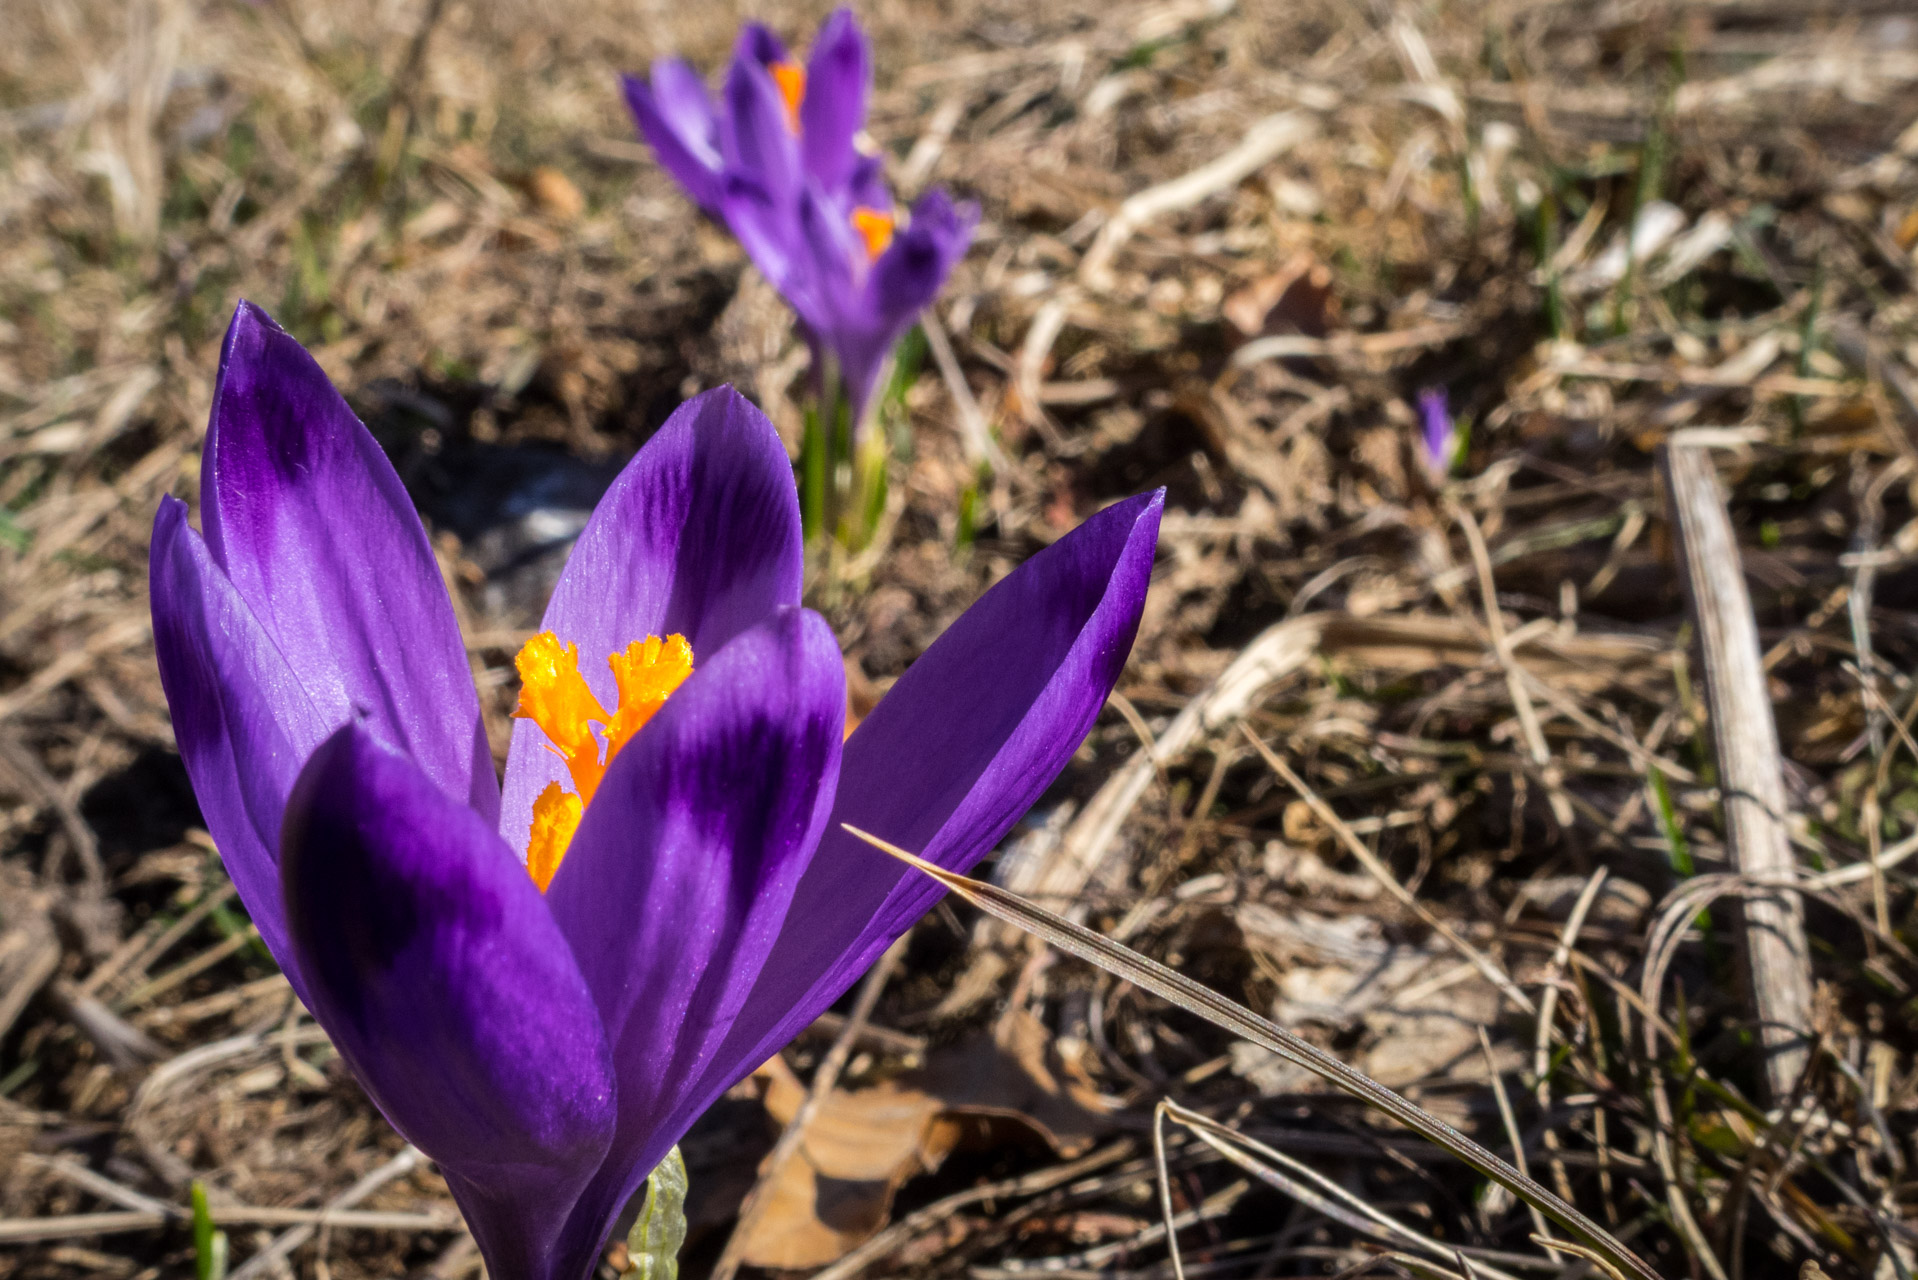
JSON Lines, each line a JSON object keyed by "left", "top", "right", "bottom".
{"left": 850, "top": 207, "right": 894, "bottom": 260}
{"left": 513, "top": 630, "right": 695, "bottom": 891}
{"left": 770, "top": 60, "right": 806, "bottom": 131}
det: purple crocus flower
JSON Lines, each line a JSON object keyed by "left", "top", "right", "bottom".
{"left": 623, "top": 9, "right": 976, "bottom": 424}
{"left": 150, "top": 302, "right": 1160, "bottom": 1280}
{"left": 1417, "top": 386, "right": 1455, "bottom": 484}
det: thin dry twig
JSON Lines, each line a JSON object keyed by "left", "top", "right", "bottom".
{"left": 1239, "top": 727, "right": 1535, "bottom": 1014}
{"left": 1660, "top": 442, "right": 1814, "bottom": 1102}
{"left": 225, "top": 1145, "right": 433, "bottom": 1280}
{"left": 1450, "top": 503, "right": 1573, "bottom": 829}
{"left": 1080, "top": 111, "right": 1318, "bottom": 288}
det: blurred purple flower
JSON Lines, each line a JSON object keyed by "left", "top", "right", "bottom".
{"left": 1418, "top": 387, "right": 1455, "bottom": 484}
{"left": 150, "top": 302, "right": 1159, "bottom": 1280}
{"left": 623, "top": 9, "right": 976, "bottom": 424}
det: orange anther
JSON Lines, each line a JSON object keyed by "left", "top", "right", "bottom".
{"left": 770, "top": 60, "right": 806, "bottom": 131}
{"left": 850, "top": 207, "right": 894, "bottom": 260}
{"left": 526, "top": 783, "right": 583, "bottom": 892}
{"left": 513, "top": 632, "right": 611, "bottom": 802}
{"left": 604, "top": 633, "right": 695, "bottom": 762}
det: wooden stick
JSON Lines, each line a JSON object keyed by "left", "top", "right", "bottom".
{"left": 1659, "top": 442, "right": 1814, "bottom": 1102}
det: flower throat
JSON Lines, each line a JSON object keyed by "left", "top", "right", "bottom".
{"left": 513, "top": 631, "right": 694, "bottom": 891}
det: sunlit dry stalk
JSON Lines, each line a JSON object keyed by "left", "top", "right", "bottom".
{"left": 847, "top": 825, "right": 1659, "bottom": 1280}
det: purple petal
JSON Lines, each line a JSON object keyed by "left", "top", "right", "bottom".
{"left": 839, "top": 188, "right": 978, "bottom": 417}
{"left": 150, "top": 497, "right": 332, "bottom": 1003}
{"left": 499, "top": 387, "right": 803, "bottom": 860}
{"left": 787, "top": 184, "right": 876, "bottom": 405}
{"left": 721, "top": 55, "right": 801, "bottom": 209}
{"left": 719, "top": 173, "right": 811, "bottom": 316}
{"left": 800, "top": 9, "right": 871, "bottom": 194}
{"left": 545, "top": 607, "right": 844, "bottom": 1258}
{"left": 847, "top": 152, "right": 891, "bottom": 214}
{"left": 735, "top": 21, "right": 791, "bottom": 70}
{"left": 199, "top": 302, "right": 495, "bottom": 823}
{"left": 700, "top": 490, "right": 1162, "bottom": 1099}
{"left": 1418, "top": 387, "right": 1454, "bottom": 481}
{"left": 797, "top": 183, "right": 861, "bottom": 319}
{"left": 281, "top": 725, "right": 614, "bottom": 1280}
{"left": 869, "top": 188, "right": 977, "bottom": 323}
{"left": 623, "top": 64, "right": 723, "bottom": 213}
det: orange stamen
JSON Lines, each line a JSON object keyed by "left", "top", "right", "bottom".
{"left": 513, "top": 630, "right": 695, "bottom": 891}
{"left": 850, "top": 207, "right": 894, "bottom": 260}
{"left": 513, "top": 633, "right": 611, "bottom": 802}
{"left": 605, "top": 633, "right": 695, "bottom": 757}
{"left": 770, "top": 60, "right": 806, "bottom": 131}
{"left": 527, "top": 783, "right": 583, "bottom": 892}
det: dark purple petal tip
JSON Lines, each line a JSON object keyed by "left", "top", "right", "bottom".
{"left": 202, "top": 301, "right": 494, "bottom": 823}
{"left": 735, "top": 22, "right": 791, "bottom": 70}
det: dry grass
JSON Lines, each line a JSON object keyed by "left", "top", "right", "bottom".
{"left": 4, "top": 0, "right": 1918, "bottom": 1278}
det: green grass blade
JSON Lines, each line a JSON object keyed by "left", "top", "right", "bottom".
{"left": 190, "top": 1180, "right": 228, "bottom": 1280}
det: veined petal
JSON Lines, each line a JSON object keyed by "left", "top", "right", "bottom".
{"left": 623, "top": 63, "right": 724, "bottom": 212}
{"left": 150, "top": 497, "right": 331, "bottom": 1004}
{"left": 800, "top": 8, "right": 870, "bottom": 194}
{"left": 499, "top": 387, "right": 803, "bottom": 859}
{"left": 708, "top": 491, "right": 1162, "bottom": 1084}
{"left": 798, "top": 182, "right": 862, "bottom": 304}
{"left": 792, "top": 184, "right": 864, "bottom": 379}
{"left": 199, "top": 302, "right": 494, "bottom": 823}
{"left": 546, "top": 607, "right": 844, "bottom": 1255}
{"left": 281, "top": 725, "right": 615, "bottom": 1280}
{"left": 721, "top": 55, "right": 801, "bottom": 209}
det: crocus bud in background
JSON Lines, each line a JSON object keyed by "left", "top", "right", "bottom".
{"left": 1418, "top": 387, "right": 1457, "bottom": 486}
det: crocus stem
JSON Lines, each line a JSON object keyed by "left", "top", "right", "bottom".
{"left": 627, "top": 1145, "right": 688, "bottom": 1280}
{"left": 802, "top": 363, "right": 856, "bottom": 547}
{"left": 852, "top": 425, "right": 889, "bottom": 551}
{"left": 829, "top": 386, "right": 853, "bottom": 543}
